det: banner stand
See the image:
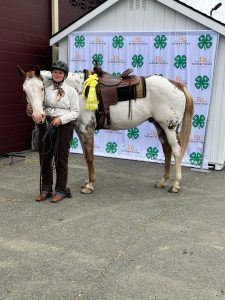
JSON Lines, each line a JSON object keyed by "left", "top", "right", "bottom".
{"left": 69, "top": 30, "right": 218, "bottom": 168}
{"left": 191, "top": 33, "right": 219, "bottom": 174}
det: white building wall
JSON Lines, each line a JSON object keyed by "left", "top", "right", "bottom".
{"left": 58, "top": 0, "right": 225, "bottom": 169}
{"left": 58, "top": 37, "right": 68, "bottom": 62}
{"left": 206, "top": 35, "right": 225, "bottom": 169}
{"left": 77, "top": 0, "right": 206, "bottom": 32}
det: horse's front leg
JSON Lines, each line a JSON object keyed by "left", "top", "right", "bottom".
{"left": 76, "top": 122, "right": 96, "bottom": 194}
{"left": 81, "top": 128, "right": 96, "bottom": 194}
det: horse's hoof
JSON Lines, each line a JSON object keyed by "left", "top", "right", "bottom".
{"left": 81, "top": 180, "right": 89, "bottom": 188}
{"left": 80, "top": 187, "right": 94, "bottom": 194}
{"left": 154, "top": 182, "right": 165, "bottom": 189}
{"left": 168, "top": 186, "right": 180, "bottom": 193}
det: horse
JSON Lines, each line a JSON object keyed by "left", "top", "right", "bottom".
{"left": 17, "top": 65, "right": 194, "bottom": 194}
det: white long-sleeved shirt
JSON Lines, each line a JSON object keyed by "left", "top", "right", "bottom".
{"left": 44, "top": 82, "right": 80, "bottom": 125}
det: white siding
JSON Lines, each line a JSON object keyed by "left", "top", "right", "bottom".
{"left": 58, "top": 37, "right": 68, "bottom": 62}
{"left": 206, "top": 35, "right": 225, "bottom": 169}
{"left": 77, "top": 0, "right": 207, "bottom": 32}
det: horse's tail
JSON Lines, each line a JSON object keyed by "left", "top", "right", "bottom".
{"left": 179, "top": 86, "right": 194, "bottom": 160}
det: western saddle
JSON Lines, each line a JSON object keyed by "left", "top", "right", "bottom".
{"left": 92, "top": 66, "right": 140, "bottom": 128}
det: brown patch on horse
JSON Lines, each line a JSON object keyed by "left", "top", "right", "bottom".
{"left": 169, "top": 79, "right": 185, "bottom": 91}
{"left": 26, "top": 70, "right": 43, "bottom": 81}
{"left": 27, "top": 70, "right": 35, "bottom": 78}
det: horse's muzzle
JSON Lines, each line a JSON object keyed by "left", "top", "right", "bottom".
{"left": 33, "top": 114, "right": 45, "bottom": 124}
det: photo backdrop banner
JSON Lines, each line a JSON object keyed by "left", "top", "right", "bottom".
{"left": 68, "top": 31, "right": 218, "bottom": 168}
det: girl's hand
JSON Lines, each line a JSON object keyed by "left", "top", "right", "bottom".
{"left": 52, "top": 117, "right": 62, "bottom": 127}
{"left": 26, "top": 104, "right": 33, "bottom": 116}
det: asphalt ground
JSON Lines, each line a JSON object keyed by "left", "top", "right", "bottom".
{"left": 0, "top": 150, "right": 225, "bottom": 300}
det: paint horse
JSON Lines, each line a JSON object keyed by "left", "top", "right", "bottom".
{"left": 18, "top": 65, "right": 193, "bottom": 194}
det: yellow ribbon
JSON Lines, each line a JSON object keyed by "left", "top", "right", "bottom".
{"left": 82, "top": 74, "right": 99, "bottom": 110}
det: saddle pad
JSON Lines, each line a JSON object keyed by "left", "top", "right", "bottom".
{"left": 116, "top": 76, "right": 146, "bottom": 101}
{"left": 135, "top": 76, "right": 146, "bottom": 98}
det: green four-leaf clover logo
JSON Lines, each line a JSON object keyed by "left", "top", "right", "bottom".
{"left": 92, "top": 54, "right": 103, "bottom": 66}
{"left": 70, "top": 137, "right": 79, "bottom": 149}
{"left": 112, "top": 72, "right": 121, "bottom": 77}
{"left": 94, "top": 129, "right": 99, "bottom": 135}
{"left": 195, "top": 75, "right": 209, "bottom": 90}
{"left": 190, "top": 152, "right": 202, "bottom": 166}
{"left": 146, "top": 147, "right": 159, "bottom": 160}
{"left": 106, "top": 142, "right": 117, "bottom": 154}
{"left": 154, "top": 35, "right": 167, "bottom": 49}
{"left": 192, "top": 115, "right": 205, "bottom": 129}
{"left": 74, "top": 35, "right": 85, "bottom": 48}
{"left": 112, "top": 35, "right": 124, "bottom": 49}
{"left": 174, "top": 55, "right": 186, "bottom": 69}
{"left": 132, "top": 54, "right": 144, "bottom": 68}
{"left": 127, "top": 128, "right": 139, "bottom": 140}
{"left": 198, "top": 34, "right": 212, "bottom": 50}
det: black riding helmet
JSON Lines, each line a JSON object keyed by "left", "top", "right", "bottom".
{"left": 50, "top": 60, "right": 69, "bottom": 77}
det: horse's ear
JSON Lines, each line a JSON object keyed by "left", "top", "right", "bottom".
{"left": 17, "top": 65, "right": 26, "bottom": 78}
{"left": 34, "top": 65, "right": 41, "bottom": 77}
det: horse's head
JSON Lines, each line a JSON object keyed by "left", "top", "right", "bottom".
{"left": 18, "top": 65, "right": 45, "bottom": 124}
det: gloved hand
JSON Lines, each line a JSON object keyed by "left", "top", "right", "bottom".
{"left": 26, "top": 104, "right": 33, "bottom": 116}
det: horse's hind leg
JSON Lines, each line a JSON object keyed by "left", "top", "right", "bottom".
{"left": 154, "top": 140, "right": 172, "bottom": 189}
{"left": 153, "top": 123, "right": 172, "bottom": 188}
{"left": 164, "top": 128, "right": 182, "bottom": 193}
{"left": 76, "top": 125, "right": 96, "bottom": 194}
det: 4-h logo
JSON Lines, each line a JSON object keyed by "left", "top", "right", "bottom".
{"left": 198, "top": 34, "right": 213, "bottom": 50}
{"left": 106, "top": 142, "right": 117, "bottom": 154}
{"left": 154, "top": 35, "right": 167, "bottom": 49}
{"left": 192, "top": 115, "right": 205, "bottom": 129}
{"left": 94, "top": 129, "right": 99, "bottom": 135}
{"left": 174, "top": 55, "right": 186, "bottom": 69}
{"left": 195, "top": 75, "right": 209, "bottom": 90}
{"left": 112, "top": 35, "right": 124, "bottom": 49}
{"left": 127, "top": 128, "right": 139, "bottom": 140}
{"left": 190, "top": 152, "right": 202, "bottom": 166}
{"left": 70, "top": 137, "right": 79, "bottom": 149}
{"left": 132, "top": 54, "right": 144, "bottom": 68}
{"left": 112, "top": 72, "right": 121, "bottom": 77}
{"left": 92, "top": 54, "right": 103, "bottom": 66}
{"left": 146, "top": 147, "right": 159, "bottom": 160}
{"left": 74, "top": 35, "right": 85, "bottom": 48}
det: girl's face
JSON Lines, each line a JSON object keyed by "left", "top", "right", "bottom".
{"left": 51, "top": 69, "right": 65, "bottom": 83}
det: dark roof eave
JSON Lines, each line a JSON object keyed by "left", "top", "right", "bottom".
{"left": 51, "top": 0, "right": 108, "bottom": 39}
